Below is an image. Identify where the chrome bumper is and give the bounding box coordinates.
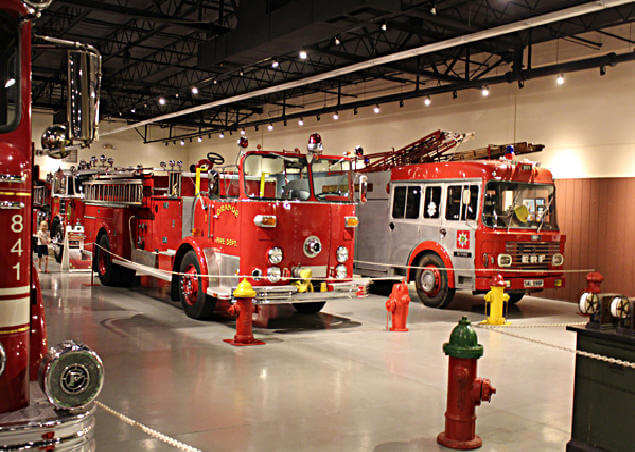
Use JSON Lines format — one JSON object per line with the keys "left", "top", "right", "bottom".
{"left": 0, "top": 383, "right": 95, "bottom": 451}
{"left": 207, "top": 278, "right": 370, "bottom": 304}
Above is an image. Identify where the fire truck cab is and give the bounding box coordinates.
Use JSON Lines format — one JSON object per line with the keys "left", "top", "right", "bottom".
{"left": 355, "top": 159, "right": 565, "bottom": 308}
{"left": 83, "top": 138, "right": 368, "bottom": 319}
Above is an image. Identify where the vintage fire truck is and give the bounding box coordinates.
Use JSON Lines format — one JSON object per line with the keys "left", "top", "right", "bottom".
{"left": 355, "top": 131, "right": 566, "bottom": 308}
{"left": 81, "top": 134, "right": 368, "bottom": 319}
{"left": 0, "top": 0, "right": 103, "bottom": 448}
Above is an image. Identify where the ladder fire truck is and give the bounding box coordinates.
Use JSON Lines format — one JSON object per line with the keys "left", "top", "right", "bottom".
{"left": 1, "top": 1, "right": 103, "bottom": 448}
{"left": 355, "top": 130, "right": 566, "bottom": 308}
{"left": 81, "top": 134, "right": 369, "bottom": 319}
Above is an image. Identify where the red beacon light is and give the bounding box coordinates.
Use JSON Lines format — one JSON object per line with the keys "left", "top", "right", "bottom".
{"left": 307, "top": 133, "right": 323, "bottom": 153}
{"left": 237, "top": 136, "right": 249, "bottom": 149}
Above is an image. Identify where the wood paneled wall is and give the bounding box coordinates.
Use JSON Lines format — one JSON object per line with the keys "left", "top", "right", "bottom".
{"left": 542, "top": 177, "right": 635, "bottom": 303}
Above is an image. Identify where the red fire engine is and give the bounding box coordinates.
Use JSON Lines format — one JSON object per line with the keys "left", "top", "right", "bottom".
{"left": 1, "top": 1, "right": 103, "bottom": 447}
{"left": 355, "top": 131, "right": 566, "bottom": 308}
{"left": 81, "top": 134, "right": 368, "bottom": 319}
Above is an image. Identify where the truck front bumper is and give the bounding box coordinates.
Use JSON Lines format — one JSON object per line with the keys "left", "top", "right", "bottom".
{"left": 207, "top": 278, "right": 370, "bottom": 304}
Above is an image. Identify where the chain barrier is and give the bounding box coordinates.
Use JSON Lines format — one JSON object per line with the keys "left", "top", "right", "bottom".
{"left": 96, "top": 401, "right": 201, "bottom": 452}
{"left": 477, "top": 324, "right": 635, "bottom": 369}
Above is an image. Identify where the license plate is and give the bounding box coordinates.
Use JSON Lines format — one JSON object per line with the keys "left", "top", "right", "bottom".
{"left": 524, "top": 279, "right": 544, "bottom": 288}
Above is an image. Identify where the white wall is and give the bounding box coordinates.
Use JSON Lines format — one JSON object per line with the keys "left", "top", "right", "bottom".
{"left": 185, "top": 61, "right": 635, "bottom": 179}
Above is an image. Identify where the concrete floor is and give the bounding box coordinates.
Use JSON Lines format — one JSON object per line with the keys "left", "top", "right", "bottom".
{"left": 38, "top": 263, "right": 583, "bottom": 451}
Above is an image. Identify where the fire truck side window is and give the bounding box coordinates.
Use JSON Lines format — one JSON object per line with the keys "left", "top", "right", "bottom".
{"left": 423, "top": 186, "right": 441, "bottom": 219}
{"left": 0, "top": 12, "right": 20, "bottom": 132}
{"left": 392, "top": 185, "right": 421, "bottom": 219}
{"left": 445, "top": 186, "right": 462, "bottom": 220}
{"left": 464, "top": 185, "right": 479, "bottom": 220}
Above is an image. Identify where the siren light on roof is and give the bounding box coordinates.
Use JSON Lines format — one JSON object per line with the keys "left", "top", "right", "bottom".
{"left": 307, "top": 133, "right": 323, "bottom": 152}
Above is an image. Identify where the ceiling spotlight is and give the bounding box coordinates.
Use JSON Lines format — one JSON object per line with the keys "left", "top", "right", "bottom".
{"left": 481, "top": 86, "right": 490, "bottom": 97}
{"left": 399, "top": 99, "right": 404, "bottom": 108}
{"left": 333, "top": 112, "right": 339, "bottom": 120}
{"left": 143, "top": 103, "right": 147, "bottom": 108}
{"left": 452, "top": 91, "right": 458, "bottom": 99}
{"left": 175, "top": 92, "right": 179, "bottom": 98}
{"left": 267, "top": 123, "right": 273, "bottom": 131}
{"left": 158, "top": 97, "right": 166, "bottom": 105}
{"left": 164, "top": 141, "right": 168, "bottom": 146}
{"left": 179, "top": 140, "right": 185, "bottom": 146}
{"left": 518, "top": 80, "right": 525, "bottom": 89}
{"left": 239, "top": 69, "right": 244, "bottom": 77}
{"left": 298, "top": 118, "right": 304, "bottom": 126}
{"left": 197, "top": 136, "right": 202, "bottom": 143}
{"left": 272, "top": 60, "right": 279, "bottom": 68}
{"left": 316, "top": 113, "right": 320, "bottom": 121}
{"left": 600, "top": 66, "right": 606, "bottom": 76}
{"left": 189, "top": 137, "right": 192, "bottom": 142}
{"left": 353, "top": 107, "right": 358, "bottom": 115}
{"left": 299, "top": 50, "right": 307, "bottom": 60}
{"left": 334, "top": 36, "right": 341, "bottom": 46}
{"left": 219, "top": 132, "right": 225, "bottom": 138}
{"left": 373, "top": 104, "right": 380, "bottom": 113}
{"left": 254, "top": 125, "right": 259, "bottom": 132}
{"left": 191, "top": 86, "right": 198, "bottom": 95}
{"left": 424, "top": 96, "right": 431, "bottom": 107}
{"left": 381, "top": 23, "right": 387, "bottom": 32}
{"left": 213, "top": 79, "right": 217, "bottom": 85}
{"left": 283, "top": 119, "right": 287, "bottom": 127}
{"left": 240, "top": 128, "right": 246, "bottom": 135}
{"left": 556, "top": 74, "right": 565, "bottom": 85}
{"left": 130, "top": 108, "right": 136, "bottom": 113}
{"left": 430, "top": 1, "right": 437, "bottom": 15}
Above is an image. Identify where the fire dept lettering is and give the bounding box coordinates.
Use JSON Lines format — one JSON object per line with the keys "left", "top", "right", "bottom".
{"left": 215, "top": 203, "right": 239, "bottom": 218}
{"left": 215, "top": 237, "right": 237, "bottom": 246}
{"left": 456, "top": 230, "right": 470, "bottom": 250}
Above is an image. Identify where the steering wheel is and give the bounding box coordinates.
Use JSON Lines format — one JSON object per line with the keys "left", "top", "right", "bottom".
{"left": 206, "top": 152, "right": 225, "bottom": 166}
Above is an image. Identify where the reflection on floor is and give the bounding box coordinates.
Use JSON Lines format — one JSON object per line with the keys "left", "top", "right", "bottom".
{"left": 38, "top": 262, "right": 581, "bottom": 451}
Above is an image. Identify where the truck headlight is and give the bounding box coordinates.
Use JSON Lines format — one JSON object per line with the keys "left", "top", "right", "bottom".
{"left": 0, "top": 344, "right": 5, "bottom": 377}
{"left": 268, "top": 246, "right": 283, "bottom": 264}
{"left": 497, "top": 253, "right": 512, "bottom": 267}
{"left": 336, "top": 246, "right": 349, "bottom": 263}
{"left": 267, "top": 267, "right": 281, "bottom": 283}
{"left": 552, "top": 253, "right": 563, "bottom": 266}
{"left": 335, "top": 264, "right": 347, "bottom": 280}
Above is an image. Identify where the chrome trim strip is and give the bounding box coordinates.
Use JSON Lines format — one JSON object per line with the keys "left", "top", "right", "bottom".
{"left": 0, "top": 201, "right": 24, "bottom": 210}
{"left": 0, "top": 174, "right": 26, "bottom": 184}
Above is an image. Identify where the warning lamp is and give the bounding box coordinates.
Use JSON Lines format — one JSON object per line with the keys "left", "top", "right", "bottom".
{"left": 344, "top": 216, "right": 359, "bottom": 228}
{"left": 354, "top": 145, "right": 364, "bottom": 157}
{"left": 307, "top": 133, "right": 323, "bottom": 152}
{"left": 237, "top": 136, "right": 248, "bottom": 148}
{"left": 504, "top": 145, "right": 515, "bottom": 160}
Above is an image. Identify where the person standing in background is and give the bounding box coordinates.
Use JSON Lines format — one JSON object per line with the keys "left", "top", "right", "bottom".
{"left": 37, "top": 220, "right": 50, "bottom": 273}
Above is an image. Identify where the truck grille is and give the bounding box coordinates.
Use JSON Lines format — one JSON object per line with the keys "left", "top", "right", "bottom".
{"left": 505, "top": 241, "right": 560, "bottom": 269}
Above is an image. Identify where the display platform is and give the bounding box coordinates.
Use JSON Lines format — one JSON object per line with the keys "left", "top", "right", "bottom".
{"left": 0, "top": 382, "right": 95, "bottom": 451}
{"left": 566, "top": 326, "right": 634, "bottom": 452}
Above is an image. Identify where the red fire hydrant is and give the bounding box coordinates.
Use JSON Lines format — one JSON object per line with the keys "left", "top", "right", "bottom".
{"left": 438, "top": 317, "right": 495, "bottom": 450}
{"left": 585, "top": 271, "right": 604, "bottom": 294}
{"left": 224, "top": 279, "right": 265, "bottom": 346}
{"left": 385, "top": 280, "right": 410, "bottom": 331}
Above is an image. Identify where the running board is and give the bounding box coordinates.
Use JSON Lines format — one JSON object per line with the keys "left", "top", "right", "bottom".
{"left": 112, "top": 258, "right": 172, "bottom": 281}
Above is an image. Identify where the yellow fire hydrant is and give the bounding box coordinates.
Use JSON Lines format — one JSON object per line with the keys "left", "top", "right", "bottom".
{"left": 480, "top": 275, "right": 510, "bottom": 326}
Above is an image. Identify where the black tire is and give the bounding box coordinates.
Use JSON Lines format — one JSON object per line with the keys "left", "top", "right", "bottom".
{"left": 414, "top": 254, "right": 455, "bottom": 308}
{"left": 369, "top": 279, "right": 399, "bottom": 296}
{"left": 178, "top": 250, "right": 215, "bottom": 319}
{"left": 508, "top": 293, "right": 524, "bottom": 305}
{"left": 95, "top": 235, "right": 134, "bottom": 286}
{"left": 293, "top": 302, "right": 326, "bottom": 314}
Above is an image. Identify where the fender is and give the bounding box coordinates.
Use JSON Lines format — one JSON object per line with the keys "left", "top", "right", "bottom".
{"left": 407, "top": 241, "right": 455, "bottom": 289}
{"left": 175, "top": 237, "right": 211, "bottom": 294}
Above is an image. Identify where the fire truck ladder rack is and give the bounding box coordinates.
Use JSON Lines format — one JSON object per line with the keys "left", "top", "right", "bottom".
{"left": 359, "top": 131, "right": 545, "bottom": 172}
{"left": 358, "top": 130, "right": 471, "bottom": 172}
{"left": 84, "top": 178, "right": 143, "bottom": 205}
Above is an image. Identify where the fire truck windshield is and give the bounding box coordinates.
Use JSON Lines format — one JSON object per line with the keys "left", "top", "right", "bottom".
{"left": 243, "top": 153, "right": 311, "bottom": 200}
{"left": 311, "top": 157, "right": 352, "bottom": 202}
{"left": 483, "top": 181, "right": 558, "bottom": 230}
{"left": 0, "top": 12, "right": 20, "bottom": 133}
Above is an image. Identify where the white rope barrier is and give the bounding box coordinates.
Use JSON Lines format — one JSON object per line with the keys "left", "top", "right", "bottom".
{"left": 96, "top": 401, "right": 202, "bottom": 452}
{"left": 353, "top": 259, "right": 595, "bottom": 273}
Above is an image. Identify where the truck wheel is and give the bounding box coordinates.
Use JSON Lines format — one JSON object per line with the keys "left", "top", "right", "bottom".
{"left": 508, "top": 293, "right": 524, "bottom": 305}
{"left": 293, "top": 302, "right": 325, "bottom": 314}
{"left": 53, "top": 231, "right": 64, "bottom": 263}
{"left": 414, "top": 254, "right": 455, "bottom": 308}
{"left": 179, "top": 251, "right": 215, "bottom": 319}
{"left": 96, "top": 235, "right": 117, "bottom": 286}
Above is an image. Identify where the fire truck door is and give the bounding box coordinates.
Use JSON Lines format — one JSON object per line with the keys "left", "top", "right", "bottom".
{"left": 388, "top": 184, "right": 423, "bottom": 269}
{"left": 355, "top": 170, "right": 390, "bottom": 276}
{"left": 440, "top": 183, "right": 480, "bottom": 290}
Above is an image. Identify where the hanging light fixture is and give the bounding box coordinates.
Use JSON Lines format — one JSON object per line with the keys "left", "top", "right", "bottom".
{"left": 298, "top": 118, "right": 304, "bottom": 126}
{"left": 299, "top": 50, "right": 307, "bottom": 60}
{"left": 424, "top": 96, "right": 431, "bottom": 106}
{"left": 267, "top": 124, "right": 273, "bottom": 131}
{"left": 481, "top": 86, "right": 490, "bottom": 97}
{"left": 373, "top": 104, "right": 380, "bottom": 113}
{"left": 556, "top": 74, "right": 565, "bottom": 85}
{"left": 333, "top": 112, "right": 339, "bottom": 120}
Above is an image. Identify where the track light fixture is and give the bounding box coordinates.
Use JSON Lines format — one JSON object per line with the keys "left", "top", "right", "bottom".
{"left": 481, "top": 86, "right": 490, "bottom": 97}
{"left": 424, "top": 96, "right": 431, "bottom": 107}
{"left": 272, "top": 60, "right": 279, "bottom": 69}
{"left": 197, "top": 136, "right": 202, "bottom": 143}
{"left": 179, "top": 140, "right": 185, "bottom": 146}
{"left": 600, "top": 66, "right": 606, "bottom": 76}
{"left": 298, "top": 118, "right": 304, "bottom": 126}
{"left": 316, "top": 113, "right": 320, "bottom": 121}
{"left": 158, "top": 97, "right": 166, "bottom": 105}
{"left": 191, "top": 86, "right": 198, "bottom": 95}
{"left": 241, "top": 128, "right": 246, "bottom": 135}
{"left": 381, "top": 23, "right": 387, "bottom": 32}
{"left": 267, "top": 123, "right": 273, "bottom": 131}
{"left": 452, "top": 91, "right": 458, "bottom": 99}
{"left": 399, "top": 99, "right": 404, "bottom": 108}
{"left": 518, "top": 80, "right": 525, "bottom": 89}
{"left": 556, "top": 74, "right": 565, "bottom": 85}
{"left": 333, "top": 112, "right": 339, "bottom": 120}
{"left": 334, "top": 36, "right": 340, "bottom": 46}
{"left": 254, "top": 125, "right": 259, "bottom": 132}
{"left": 219, "top": 132, "right": 225, "bottom": 138}
{"left": 299, "top": 50, "right": 307, "bottom": 60}
{"left": 373, "top": 104, "right": 380, "bottom": 113}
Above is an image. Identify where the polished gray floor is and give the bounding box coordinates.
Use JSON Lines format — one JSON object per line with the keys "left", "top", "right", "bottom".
{"left": 38, "top": 263, "right": 583, "bottom": 451}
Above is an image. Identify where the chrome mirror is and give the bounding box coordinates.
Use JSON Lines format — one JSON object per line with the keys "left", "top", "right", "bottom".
{"left": 67, "top": 50, "right": 101, "bottom": 146}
